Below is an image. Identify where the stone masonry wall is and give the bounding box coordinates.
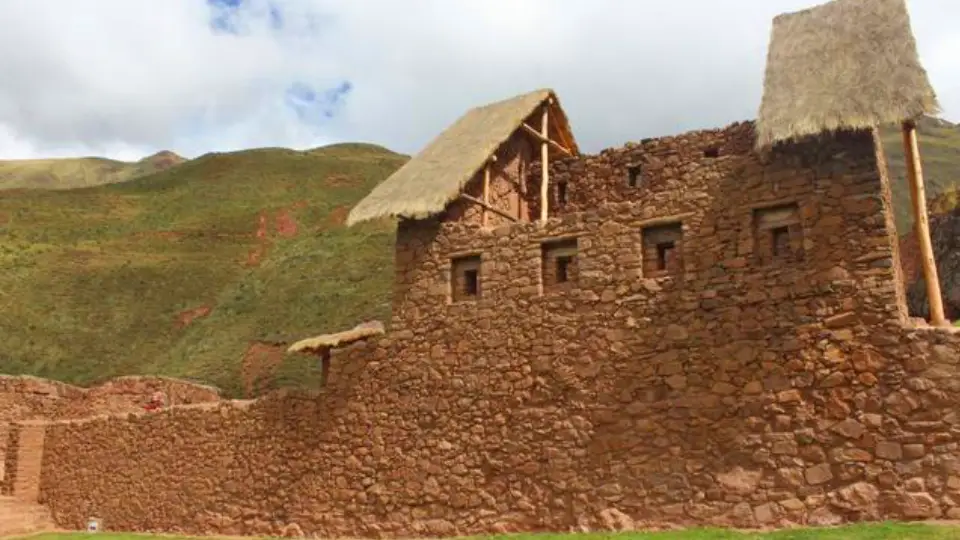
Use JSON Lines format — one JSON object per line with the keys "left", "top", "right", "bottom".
{"left": 0, "top": 375, "right": 221, "bottom": 423}
{"left": 37, "top": 121, "right": 960, "bottom": 537}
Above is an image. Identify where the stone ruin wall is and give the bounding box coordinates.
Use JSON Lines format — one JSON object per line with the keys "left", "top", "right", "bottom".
{"left": 0, "top": 375, "right": 221, "bottom": 498}
{"left": 0, "top": 375, "right": 221, "bottom": 423}
{"left": 29, "top": 121, "right": 960, "bottom": 537}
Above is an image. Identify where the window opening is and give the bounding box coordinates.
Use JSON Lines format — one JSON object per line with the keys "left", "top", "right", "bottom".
{"left": 627, "top": 164, "right": 642, "bottom": 187}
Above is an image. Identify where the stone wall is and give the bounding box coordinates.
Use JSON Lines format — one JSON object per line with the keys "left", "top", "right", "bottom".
{"left": 35, "top": 121, "right": 960, "bottom": 537}
{"left": 0, "top": 375, "right": 221, "bottom": 423}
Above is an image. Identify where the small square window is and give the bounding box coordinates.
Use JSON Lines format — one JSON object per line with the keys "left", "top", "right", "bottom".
{"left": 463, "top": 268, "right": 479, "bottom": 295}
{"left": 557, "top": 181, "right": 568, "bottom": 205}
{"left": 754, "top": 203, "right": 802, "bottom": 263}
{"left": 642, "top": 222, "right": 683, "bottom": 277}
{"left": 627, "top": 164, "right": 643, "bottom": 188}
{"left": 542, "top": 238, "right": 578, "bottom": 292}
{"left": 451, "top": 255, "right": 481, "bottom": 302}
{"left": 704, "top": 147, "right": 720, "bottom": 158}
{"left": 771, "top": 226, "right": 791, "bottom": 257}
{"left": 656, "top": 241, "right": 675, "bottom": 271}
{"left": 556, "top": 255, "right": 573, "bottom": 282}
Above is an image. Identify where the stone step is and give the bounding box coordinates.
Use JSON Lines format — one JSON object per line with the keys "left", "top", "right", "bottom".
{"left": 0, "top": 495, "right": 54, "bottom": 536}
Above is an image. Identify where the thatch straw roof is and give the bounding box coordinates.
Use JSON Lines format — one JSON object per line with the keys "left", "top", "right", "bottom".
{"left": 287, "top": 320, "right": 385, "bottom": 354}
{"left": 346, "top": 88, "right": 578, "bottom": 226}
{"left": 755, "top": 0, "right": 940, "bottom": 149}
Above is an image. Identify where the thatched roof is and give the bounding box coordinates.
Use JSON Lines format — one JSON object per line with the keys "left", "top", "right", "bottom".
{"left": 755, "top": 0, "right": 940, "bottom": 149}
{"left": 346, "top": 88, "right": 578, "bottom": 226}
{"left": 287, "top": 320, "right": 385, "bottom": 354}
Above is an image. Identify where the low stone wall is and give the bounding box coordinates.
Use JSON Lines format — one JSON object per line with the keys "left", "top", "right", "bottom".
{"left": 0, "top": 375, "right": 221, "bottom": 423}
{"left": 34, "top": 323, "right": 960, "bottom": 536}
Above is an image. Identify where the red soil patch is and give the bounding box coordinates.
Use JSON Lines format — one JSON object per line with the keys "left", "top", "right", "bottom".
{"left": 244, "top": 205, "right": 304, "bottom": 266}
{"left": 245, "top": 212, "right": 271, "bottom": 267}
{"left": 175, "top": 304, "right": 213, "bottom": 328}
{"left": 255, "top": 212, "right": 268, "bottom": 240}
{"left": 275, "top": 209, "right": 298, "bottom": 237}
{"left": 240, "top": 341, "right": 288, "bottom": 397}
{"left": 325, "top": 205, "right": 350, "bottom": 227}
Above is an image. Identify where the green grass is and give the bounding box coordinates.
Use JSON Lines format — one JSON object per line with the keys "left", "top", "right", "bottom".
{"left": 14, "top": 522, "right": 960, "bottom": 540}
{"left": 0, "top": 117, "right": 957, "bottom": 397}
{"left": 0, "top": 143, "right": 405, "bottom": 396}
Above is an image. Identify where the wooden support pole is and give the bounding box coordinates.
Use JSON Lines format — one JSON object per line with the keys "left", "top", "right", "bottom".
{"left": 319, "top": 348, "right": 331, "bottom": 387}
{"left": 460, "top": 193, "right": 518, "bottom": 222}
{"left": 539, "top": 104, "right": 550, "bottom": 224}
{"left": 901, "top": 119, "right": 947, "bottom": 326}
{"left": 482, "top": 162, "right": 491, "bottom": 227}
{"left": 519, "top": 123, "right": 572, "bottom": 155}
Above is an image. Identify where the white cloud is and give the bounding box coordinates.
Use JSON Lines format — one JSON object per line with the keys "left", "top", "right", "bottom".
{"left": 0, "top": 0, "right": 957, "bottom": 160}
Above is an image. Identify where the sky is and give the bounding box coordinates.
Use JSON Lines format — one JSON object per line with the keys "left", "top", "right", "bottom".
{"left": 0, "top": 0, "right": 958, "bottom": 161}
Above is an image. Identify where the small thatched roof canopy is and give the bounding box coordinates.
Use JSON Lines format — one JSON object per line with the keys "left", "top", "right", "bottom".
{"left": 287, "top": 320, "right": 385, "bottom": 354}
{"left": 755, "top": 0, "right": 940, "bottom": 149}
{"left": 346, "top": 88, "right": 578, "bottom": 226}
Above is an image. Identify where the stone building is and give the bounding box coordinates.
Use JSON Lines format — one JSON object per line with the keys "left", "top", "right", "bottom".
{"left": 345, "top": 0, "right": 947, "bottom": 335}
{"left": 11, "top": 0, "right": 960, "bottom": 536}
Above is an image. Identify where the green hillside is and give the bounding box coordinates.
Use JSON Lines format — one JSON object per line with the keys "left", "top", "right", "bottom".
{"left": 0, "top": 151, "right": 185, "bottom": 190}
{"left": 0, "top": 143, "right": 406, "bottom": 396}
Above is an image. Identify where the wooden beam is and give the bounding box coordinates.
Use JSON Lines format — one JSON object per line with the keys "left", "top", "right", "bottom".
{"left": 901, "top": 119, "right": 947, "bottom": 327}
{"left": 518, "top": 147, "right": 527, "bottom": 221}
{"left": 460, "top": 193, "right": 518, "bottom": 222}
{"left": 318, "top": 348, "right": 331, "bottom": 387}
{"left": 482, "top": 163, "right": 491, "bottom": 227}
{"left": 520, "top": 123, "right": 572, "bottom": 156}
{"left": 539, "top": 105, "right": 550, "bottom": 224}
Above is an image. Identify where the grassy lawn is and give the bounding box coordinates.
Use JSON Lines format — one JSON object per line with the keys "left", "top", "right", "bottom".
{"left": 14, "top": 522, "right": 960, "bottom": 540}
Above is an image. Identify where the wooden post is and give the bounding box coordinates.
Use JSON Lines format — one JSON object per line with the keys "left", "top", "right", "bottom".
{"left": 539, "top": 103, "right": 550, "bottom": 224}
{"left": 482, "top": 162, "right": 491, "bottom": 227}
{"left": 901, "top": 119, "right": 947, "bottom": 326}
{"left": 319, "top": 348, "right": 331, "bottom": 387}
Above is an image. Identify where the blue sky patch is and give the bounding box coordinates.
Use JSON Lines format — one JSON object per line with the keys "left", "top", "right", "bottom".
{"left": 208, "top": 0, "right": 284, "bottom": 34}
{"left": 284, "top": 81, "right": 354, "bottom": 126}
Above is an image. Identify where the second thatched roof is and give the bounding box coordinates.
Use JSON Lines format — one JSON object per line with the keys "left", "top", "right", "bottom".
{"left": 755, "top": 0, "right": 940, "bottom": 149}
{"left": 346, "top": 88, "right": 578, "bottom": 226}
{"left": 287, "top": 320, "right": 385, "bottom": 354}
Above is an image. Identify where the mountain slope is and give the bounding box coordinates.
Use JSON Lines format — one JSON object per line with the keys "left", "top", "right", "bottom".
{"left": 0, "top": 151, "right": 185, "bottom": 190}
{"left": 879, "top": 117, "right": 960, "bottom": 232}
{"left": 0, "top": 143, "right": 405, "bottom": 396}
